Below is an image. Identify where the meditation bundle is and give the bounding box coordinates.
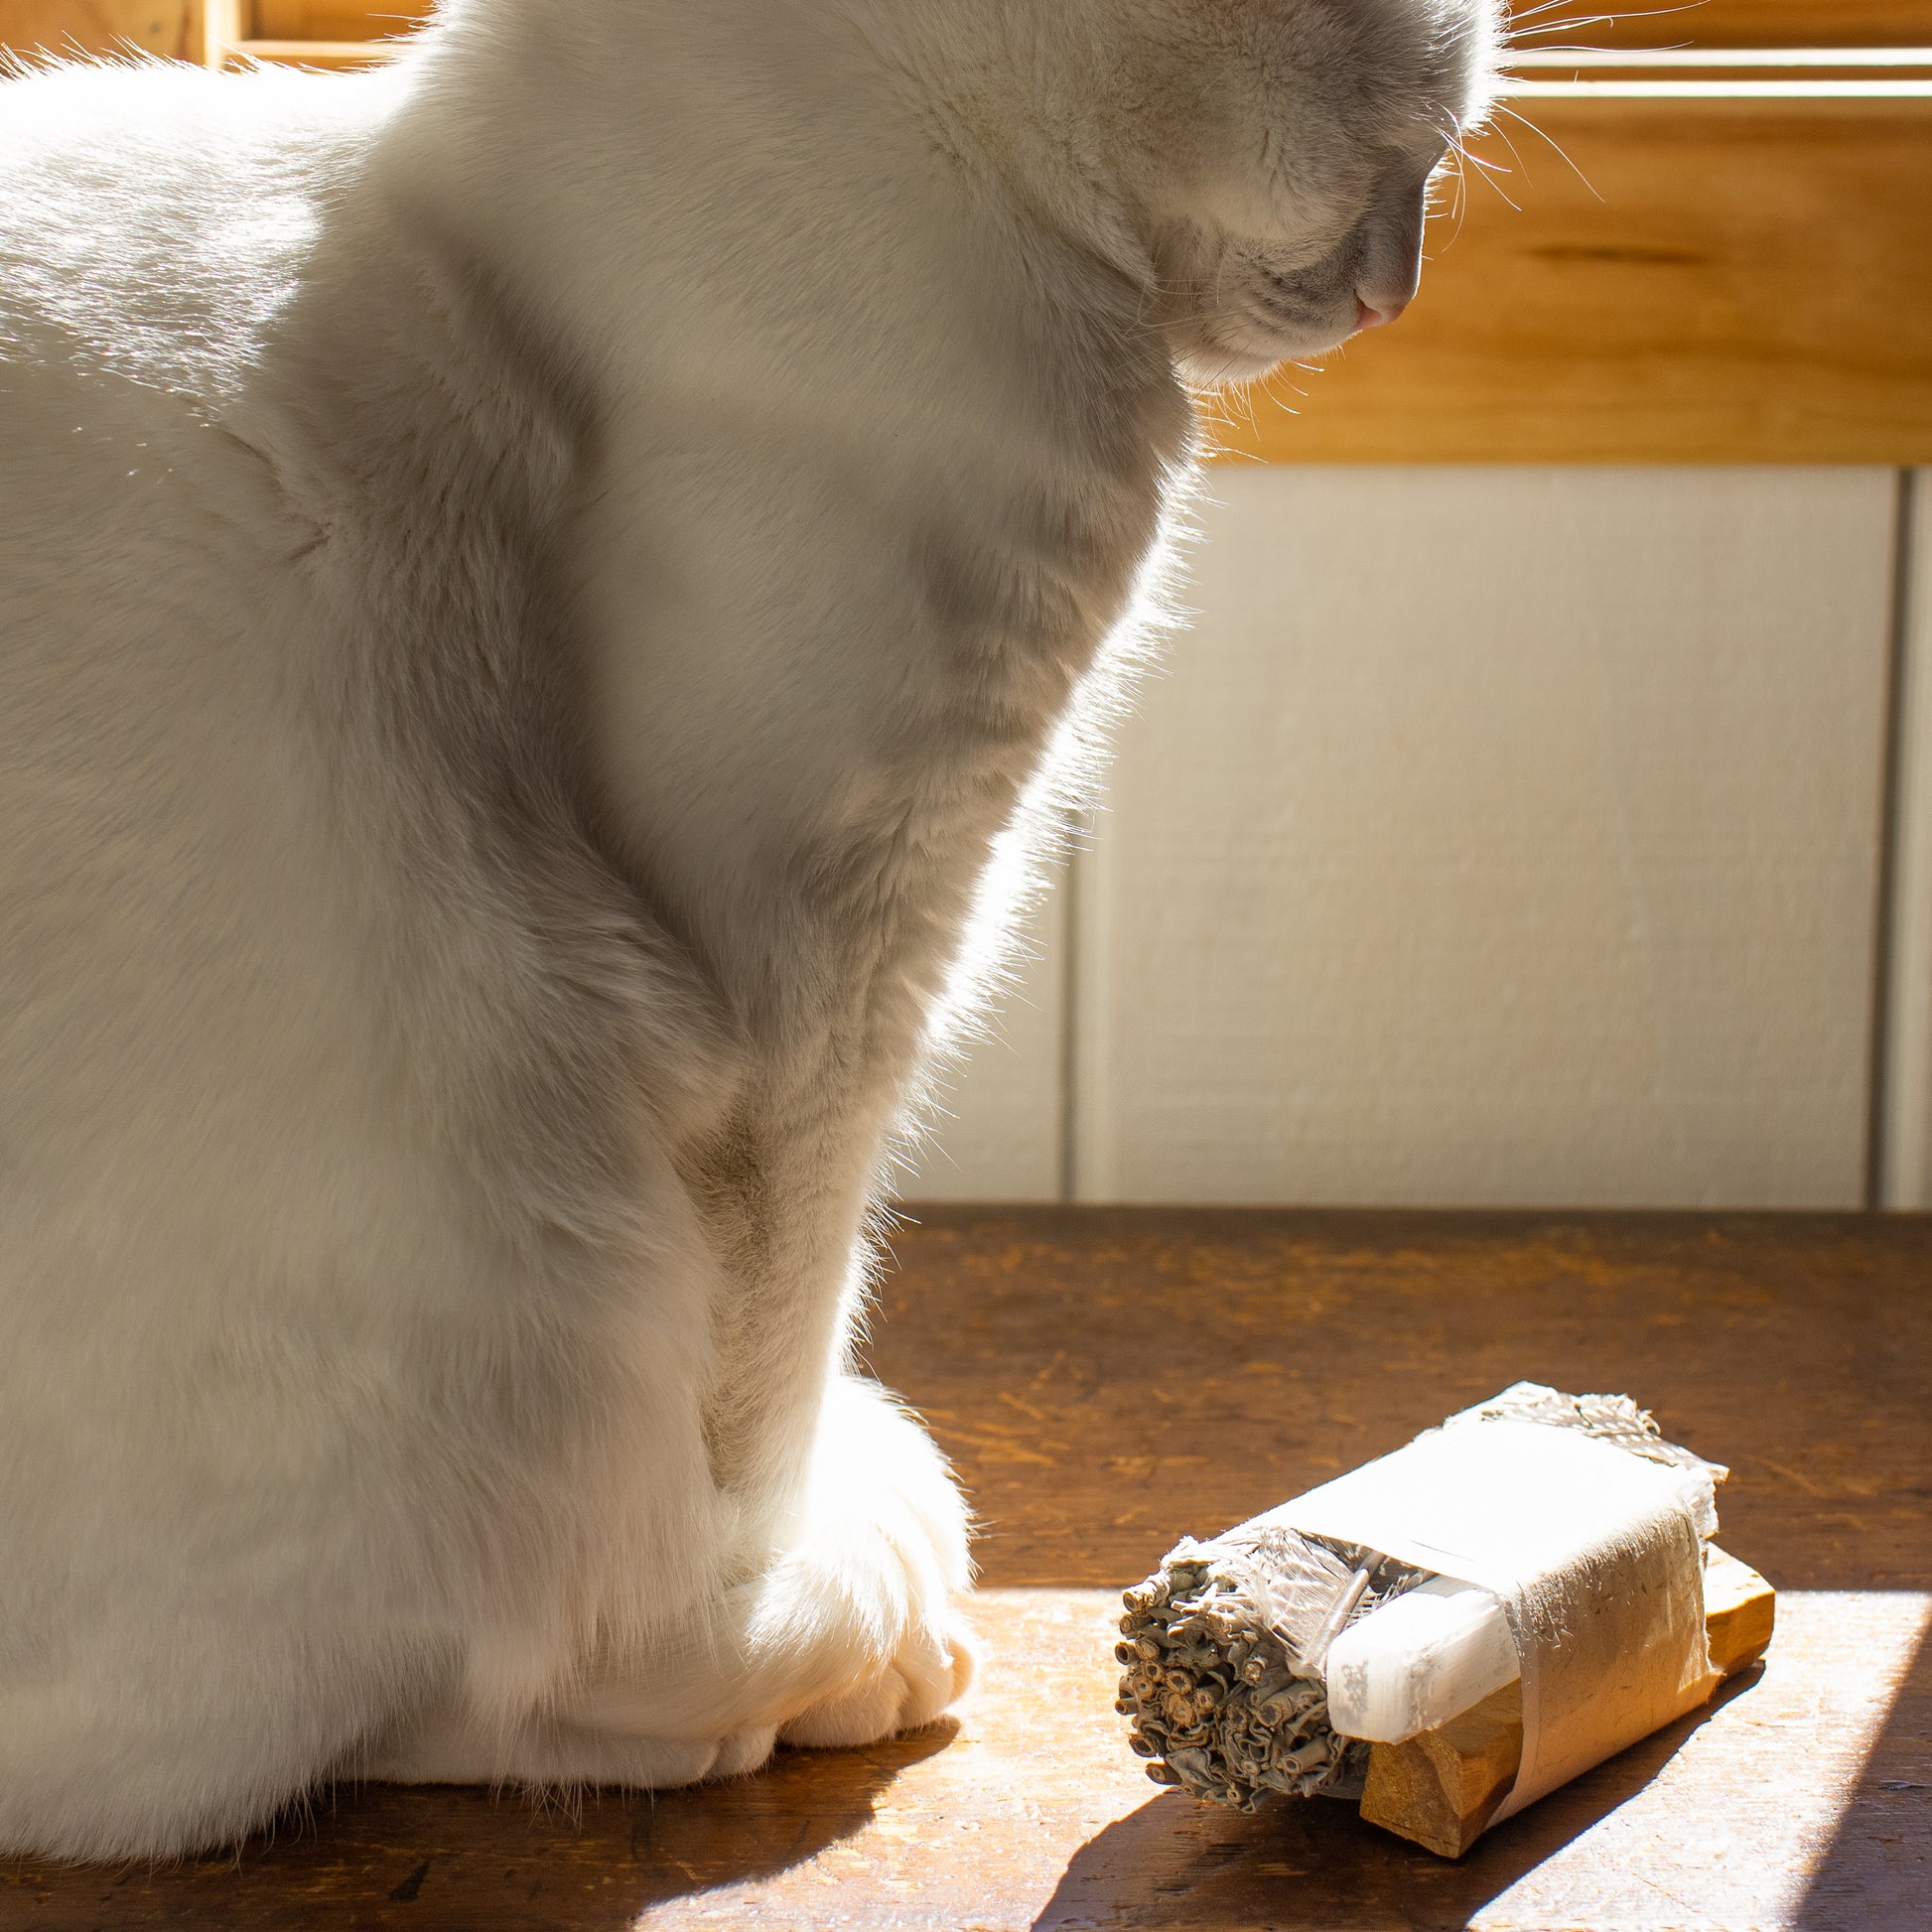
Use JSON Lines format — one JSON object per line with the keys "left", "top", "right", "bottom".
{"left": 1116, "top": 1384, "right": 1774, "bottom": 1856}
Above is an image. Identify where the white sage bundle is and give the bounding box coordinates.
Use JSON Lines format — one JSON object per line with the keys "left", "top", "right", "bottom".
{"left": 1118, "top": 1384, "right": 1735, "bottom": 1823}
{"left": 1117, "top": 1530, "right": 1423, "bottom": 1807}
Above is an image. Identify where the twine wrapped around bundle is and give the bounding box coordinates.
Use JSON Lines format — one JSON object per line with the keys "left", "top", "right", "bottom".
{"left": 1116, "top": 1383, "right": 1728, "bottom": 1814}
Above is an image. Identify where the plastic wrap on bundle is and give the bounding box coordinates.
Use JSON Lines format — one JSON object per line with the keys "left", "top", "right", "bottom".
{"left": 1116, "top": 1383, "right": 1775, "bottom": 1855}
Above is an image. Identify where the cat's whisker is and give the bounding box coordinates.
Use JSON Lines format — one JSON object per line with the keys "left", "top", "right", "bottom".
{"left": 1454, "top": 112, "right": 1531, "bottom": 212}
{"left": 1462, "top": 151, "right": 1512, "bottom": 178}
{"left": 1467, "top": 149, "right": 1525, "bottom": 213}
{"left": 1509, "top": 0, "right": 1703, "bottom": 56}
{"left": 1504, "top": 0, "right": 1632, "bottom": 32}
{"left": 1449, "top": 160, "right": 1470, "bottom": 238}
{"left": 1491, "top": 100, "right": 1602, "bottom": 203}
{"left": 1425, "top": 134, "right": 1471, "bottom": 237}
{"left": 1508, "top": 0, "right": 1689, "bottom": 28}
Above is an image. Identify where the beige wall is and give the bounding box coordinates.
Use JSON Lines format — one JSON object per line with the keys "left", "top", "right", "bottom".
{"left": 904, "top": 466, "right": 1926, "bottom": 1210}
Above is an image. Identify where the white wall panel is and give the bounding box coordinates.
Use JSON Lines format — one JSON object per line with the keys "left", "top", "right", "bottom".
{"left": 1881, "top": 471, "right": 1932, "bottom": 1210}
{"left": 896, "top": 865, "right": 1067, "bottom": 1203}
{"left": 1074, "top": 467, "right": 1897, "bottom": 1208}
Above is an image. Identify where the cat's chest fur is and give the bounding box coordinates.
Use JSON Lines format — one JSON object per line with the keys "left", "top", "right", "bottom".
{"left": 573, "top": 352, "right": 1190, "bottom": 1059}
{"left": 146, "top": 2, "right": 1206, "bottom": 1251}
{"left": 379, "top": 8, "right": 1204, "bottom": 1071}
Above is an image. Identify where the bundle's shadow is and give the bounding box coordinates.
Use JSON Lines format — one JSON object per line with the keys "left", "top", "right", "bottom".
{"left": 1033, "top": 1671, "right": 1763, "bottom": 1931}
{"left": 4, "top": 1723, "right": 958, "bottom": 1930}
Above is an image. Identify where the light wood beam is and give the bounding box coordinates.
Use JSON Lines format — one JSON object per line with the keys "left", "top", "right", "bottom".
{"left": 1208, "top": 83, "right": 1932, "bottom": 466}
{"left": 1513, "top": 0, "right": 1932, "bottom": 49}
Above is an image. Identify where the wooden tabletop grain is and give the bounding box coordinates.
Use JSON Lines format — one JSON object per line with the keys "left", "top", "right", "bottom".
{"left": 4, "top": 1208, "right": 1928, "bottom": 1930}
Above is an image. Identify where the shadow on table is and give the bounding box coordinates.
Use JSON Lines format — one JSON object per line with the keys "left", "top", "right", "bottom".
{"left": 6, "top": 1722, "right": 959, "bottom": 1931}
{"left": 1033, "top": 1673, "right": 1764, "bottom": 1932}
{"left": 1793, "top": 1609, "right": 1932, "bottom": 1931}
{"left": 618, "top": 1723, "right": 958, "bottom": 1900}
{"left": 620, "top": 1720, "right": 963, "bottom": 1904}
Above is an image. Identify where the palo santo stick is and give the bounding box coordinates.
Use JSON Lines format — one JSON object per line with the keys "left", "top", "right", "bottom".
{"left": 1358, "top": 1546, "right": 1775, "bottom": 1857}
{"left": 1702, "top": 1546, "right": 1776, "bottom": 1676}
{"left": 1358, "top": 1680, "right": 1525, "bottom": 1859}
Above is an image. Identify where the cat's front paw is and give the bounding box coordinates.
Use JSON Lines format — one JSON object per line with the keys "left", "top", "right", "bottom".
{"left": 774, "top": 1612, "right": 975, "bottom": 1749}
{"left": 377, "top": 1379, "right": 977, "bottom": 1788}
{"left": 762, "top": 1375, "right": 976, "bottom": 1749}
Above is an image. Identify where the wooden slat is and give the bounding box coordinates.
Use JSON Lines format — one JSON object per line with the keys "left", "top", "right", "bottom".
{"left": 1209, "top": 90, "right": 1932, "bottom": 465}
{"left": 226, "top": 32, "right": 395, "bottom": 66}
{"left": 219, "top": 2, "right": 1932, "bottom": 61}
{"left": 198, "top": 0, "right": 237, "bottom": 66}
{"left": 0, "top": 0, "right": 199, "bottom": 63}
{"left": 1511, "top": 46, "right": 1932, "bottom": 73}
{"left": 1513, "top": 0, "right": 1932, "bottom": 49}
{"left": 77, "top": 0, "right": 1932, "bottom": 64}
{"left": 248, "top": 0, "right": 419, "bottom": 36}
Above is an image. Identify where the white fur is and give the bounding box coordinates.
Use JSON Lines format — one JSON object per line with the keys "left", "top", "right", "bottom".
{"left": 0, "top": 0, "right": 1495, "bottom": 1859}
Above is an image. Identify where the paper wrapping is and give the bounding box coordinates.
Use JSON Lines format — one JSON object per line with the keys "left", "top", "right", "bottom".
{"left": 1275, "top": 1419, "right": 1722, "bottom": 1821}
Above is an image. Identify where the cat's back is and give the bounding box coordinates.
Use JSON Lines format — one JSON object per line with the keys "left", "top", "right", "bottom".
{"left": 0, "top": 63, "right": 423, "bottom": 1296}
{"left": 0, "top": 60, "right": 391, "bottom": 404}
{"left": 0, "top": 59, "right": 381, "bottom": 849}
{"left": 0, "top": 58, "right": 407, "bottom": 787}
{"left": 0, "top": 59, "right": 392, "bottom": 740}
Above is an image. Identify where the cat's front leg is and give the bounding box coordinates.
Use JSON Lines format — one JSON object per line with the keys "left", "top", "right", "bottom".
{"left": 569, "top": 1372, "right": 976, "bottom": 1753}
{"left": 369, "top": 1377, "right": 974, "bottom": 1787}
{"left": 764, "top": 1371, "right": 977, "bottom": 1750}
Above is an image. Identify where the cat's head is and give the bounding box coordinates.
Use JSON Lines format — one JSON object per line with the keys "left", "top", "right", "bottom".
{"left": 1100, "top": 0, "right": 1502, "bottom": 383}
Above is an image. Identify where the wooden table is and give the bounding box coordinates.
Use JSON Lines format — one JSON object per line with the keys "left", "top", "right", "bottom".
{"left": 4, "top": 1209, "right": 1927, "bottom": 1929}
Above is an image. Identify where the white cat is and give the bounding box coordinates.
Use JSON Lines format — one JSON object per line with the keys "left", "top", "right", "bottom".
{"left": 0, "top": 0, "right": 1495, "bottom": 1860}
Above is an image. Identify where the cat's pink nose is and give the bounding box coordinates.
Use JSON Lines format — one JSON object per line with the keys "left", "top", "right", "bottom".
{"left": 1355, "top": 298, "right": 1406, "bottom": 331}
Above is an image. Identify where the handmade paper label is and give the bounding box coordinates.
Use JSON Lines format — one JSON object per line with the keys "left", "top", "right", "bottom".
{"left": 1274, "top": 1419, "right": 1720, "bottom": 1823}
